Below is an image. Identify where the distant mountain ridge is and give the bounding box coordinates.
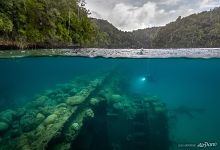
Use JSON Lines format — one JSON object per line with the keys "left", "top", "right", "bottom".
{"left": 90, "top": 18, "right": 160, "bottom": 48}
{"left": 91, "top": 7, "right": 220, "bottom": 48}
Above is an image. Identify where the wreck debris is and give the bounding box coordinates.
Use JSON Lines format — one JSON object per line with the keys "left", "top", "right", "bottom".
{"left": 0, "top": 71, "right": 169, "bottom": 150}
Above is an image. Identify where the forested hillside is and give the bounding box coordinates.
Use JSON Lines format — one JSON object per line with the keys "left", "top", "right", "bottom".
{"left": 153, "top": 7, "right": 220, "bottom": 48}
{"left": 91, "top": 7, "right": 220, "bottom": 49}
{"left": 0, "top": 0, "right": 97, "bottom": 49}
{"left": 90, "top": 18, "right": 160, "bottom": 48}
{"left": 0, "top": 2, "right": 220, "bottom": 49}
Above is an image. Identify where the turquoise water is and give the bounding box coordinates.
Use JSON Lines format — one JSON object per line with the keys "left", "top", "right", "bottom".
{"left": 0, "top": 57, "right": 219, "bottom": 150}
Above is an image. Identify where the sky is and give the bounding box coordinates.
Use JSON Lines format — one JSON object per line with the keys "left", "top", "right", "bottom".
{"left": 85, "top": 0, "right": 220, "bottom": 31}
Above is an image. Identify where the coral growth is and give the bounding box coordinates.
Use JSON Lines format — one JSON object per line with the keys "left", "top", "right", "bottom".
{"left": 20, "top": 111, "right": 40, "bottom": 132}
{"left": 0, "top": 72, "right": 168, "bottom": 150}
{"left": 44, "top": 114, "right": 57, "bottom": 125}
{"left": 90, "top": 98, "right": 100, "bottom": 106}
{"left": 66, "top": 95, "right": 85, "bottom": 106}
{"left": 0, "top": 109, "right": 16, "bottom": 124}
{"left": 0, "top": 122, "right": 9, "bottom": 132}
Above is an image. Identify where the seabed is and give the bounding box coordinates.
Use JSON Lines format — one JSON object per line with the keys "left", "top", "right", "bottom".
{"left": 0, "top": 69, "right": 169, "bottom": 150}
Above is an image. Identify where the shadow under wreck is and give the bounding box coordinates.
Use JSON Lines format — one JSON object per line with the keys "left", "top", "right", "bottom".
{"left": 0, "top": 70, "right": 169, "bottom": 150}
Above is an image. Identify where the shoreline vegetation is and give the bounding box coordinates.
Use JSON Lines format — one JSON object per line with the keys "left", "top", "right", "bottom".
{"left": 0, "top": 0, "right": 220, "bottom": 50}
{"left": 0, "top": 0, "right": 99, "bottom": 50}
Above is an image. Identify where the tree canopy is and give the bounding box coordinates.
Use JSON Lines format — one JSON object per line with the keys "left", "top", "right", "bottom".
{"left": 0, "top": 0, "right": 96, "bottom": 48}
{"left": 91, "top": 7, "right": 220, "bottom": 49}
{"left": 0, "top": 3, "right": 220, "bottom": 49}
{"left": 152, "top": 7, "right": 220, "bottom": 48}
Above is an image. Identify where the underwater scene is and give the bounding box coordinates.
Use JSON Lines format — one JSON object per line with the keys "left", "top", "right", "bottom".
{"left": 0, "top": 57, "right": 219, "bottom": 150}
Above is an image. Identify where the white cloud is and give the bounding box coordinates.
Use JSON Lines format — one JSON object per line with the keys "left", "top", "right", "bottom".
{"left": 109, "top": 2, "right": 156, "bottom": 31}
{"left": 201, "top": 0, "right": 211, "bottom": 7}
{"left": 159, "top": 0, "right": 181, "bottom": 6}
{"left": 85, "top": 0, "right": 220, "bottom": 31}
{"left": 200, "top": 0, "right": 220, "bottom": 9}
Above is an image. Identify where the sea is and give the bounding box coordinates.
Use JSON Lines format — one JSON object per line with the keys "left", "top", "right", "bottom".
{"left": 0, "top": 49, "right": 219, "bottom": 150}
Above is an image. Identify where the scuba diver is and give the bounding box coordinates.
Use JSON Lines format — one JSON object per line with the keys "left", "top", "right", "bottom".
{"left": 140, "top": 74, "right": 156, "bottom": 83}
{"left": 145, "top": 73, "right": 156, "bottom": 82}
{"left": 139, "top": 48, "right": 144, "bottom": 55}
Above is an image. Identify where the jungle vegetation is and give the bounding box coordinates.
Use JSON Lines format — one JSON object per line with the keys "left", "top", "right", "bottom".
{"left": 91, "top": 7, "right": 220, "bottom": 48}
{"left": 152, "top": 7, "right": 220, "bottom": 48}
{"left": 0, "top": 0, "right": 99, "bottom": 49}
{"left": 0, "top": 1, "right": 220, "bottom": 49}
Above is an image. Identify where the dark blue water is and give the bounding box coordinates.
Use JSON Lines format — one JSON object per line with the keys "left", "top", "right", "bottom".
{"left": 0, "top": 57, "right": 219, "bottom": 149}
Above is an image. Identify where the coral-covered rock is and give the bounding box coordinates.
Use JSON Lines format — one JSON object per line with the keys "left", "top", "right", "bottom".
{"left": 0, "top": 122, "right": 9, "bottom": 132}
{"left": 9, "top": 128, "right": 21, "bottom": 138}
{"left": 14, "top": 108, "right": 26, "bottom": 118}
{"left": 90, "top": 98, "right": 99, "bottom": 106}
{"left": 44, "top": 114, "right": 57, "bottom": 125}
{"left": 56, "top": 103, "right": 67, "bottom": 108}
{"left": 111, "top": 94, "right": 123, "bottom": 102}
{"left": 11, "top": 120, "right": 19, "bottom": 129}
{"left": 36, "top": 113, "right": 45, "bottom": 122}
{"left": 20, "top": 111, "right": 39, "bottom": 132}
{"left": 85, "top": 109, "right": 94, "bottom": 118}
{"left": 71, "top": 123, "right": 80, "bottom": 131}
{"left": 113, "top": 102, "right": 124, "bottom": 110}
{"left": 32, "top": 96, "right": 48, "bottom": 107}
{"left": 38, "top": 106, "right": 54, "bottom": 116}
{"left": 66, "top": 95, "right": 85, "bottom": 106}
{"left": 21, "top": 144, "right": 31, "bottom": 150}
{"left": 0, "top": 109, "right": 16, "bottom": 124}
